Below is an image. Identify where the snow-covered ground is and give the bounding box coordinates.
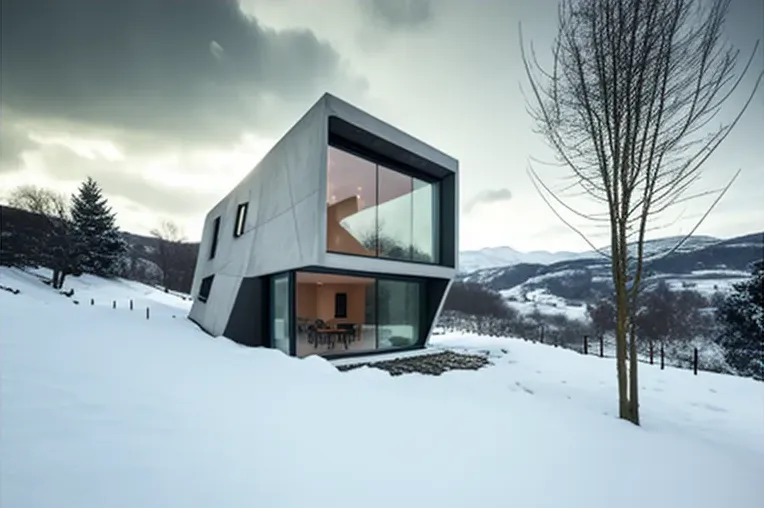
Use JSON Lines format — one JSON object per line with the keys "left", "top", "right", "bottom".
{"left": 656, "top": 270, "right": 750, "bottom": 296}
{"left": 1, "top": 267, "right": 762, "bottom": 508}
{"left": 501, "top": 286, "right": 589, "bottom": 321}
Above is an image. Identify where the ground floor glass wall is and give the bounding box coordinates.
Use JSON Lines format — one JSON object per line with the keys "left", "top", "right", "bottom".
{"left": 294, "top": 271, "right": 421, "bottom": 357}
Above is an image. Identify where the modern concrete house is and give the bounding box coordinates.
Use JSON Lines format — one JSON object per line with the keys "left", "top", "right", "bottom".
{"left": 188, "top": 93, "right": 458, "bottom": 358}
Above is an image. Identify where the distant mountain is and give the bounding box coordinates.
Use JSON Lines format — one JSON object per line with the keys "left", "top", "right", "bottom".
{"left": 460, "top": 232, "right": 763, "bottom": 305}
{"left": 459, "top": 246, "right": 593, "bottom": 273}
{"left": 458, "top": 234, "right": 723, "bottom": 273}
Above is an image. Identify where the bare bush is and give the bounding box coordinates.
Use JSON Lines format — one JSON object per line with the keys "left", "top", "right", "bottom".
{"left": 8, "top": 185, "right": 77, "bottom": 289}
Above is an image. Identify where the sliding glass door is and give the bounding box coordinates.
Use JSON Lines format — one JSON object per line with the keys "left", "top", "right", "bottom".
{"left": 294, "top": 270, "right": 422, "bottom": 356}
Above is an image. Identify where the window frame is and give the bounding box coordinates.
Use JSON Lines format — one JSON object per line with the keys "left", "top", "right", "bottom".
{"left": 325, "top": 142, "right": 443, "bottom": 266}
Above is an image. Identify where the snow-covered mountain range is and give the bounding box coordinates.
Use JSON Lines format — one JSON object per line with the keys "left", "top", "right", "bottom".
{"left": 458, "top": 246, "right": 593, "bottom": 273}
{"left": 459, "top": 232, "right": 762, "bottom": 309}
{"left": 459, "top": 235, "right": 724, "bottom": 273}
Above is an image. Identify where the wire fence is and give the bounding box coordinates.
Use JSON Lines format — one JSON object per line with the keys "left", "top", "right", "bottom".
{"left": 435, "top": 311, "right": 740, "bottom": 376}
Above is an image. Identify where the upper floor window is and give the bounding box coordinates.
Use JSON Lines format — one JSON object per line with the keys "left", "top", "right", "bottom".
{"left": 209, "top": 217, "right": 221, "bottom": 259}
{"left": 234, "top": 203, "right": 248, "bottom": 238}
{"left": 326, "top": 145, "right": 439, "bottom": 264}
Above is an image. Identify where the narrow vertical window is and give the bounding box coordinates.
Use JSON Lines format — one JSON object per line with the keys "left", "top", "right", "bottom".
{"left": 209, "top": 217, "right": 221, "bottom": 259}
{"left": 234, "top": 203, "right": 248, "bottom": 238}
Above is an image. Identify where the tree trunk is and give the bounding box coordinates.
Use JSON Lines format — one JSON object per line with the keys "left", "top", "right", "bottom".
{"left": 615, "top": 285, "right": 630, "bottom": 420}
{"left": 628, "top": 321, "right": 640, "bottom": 425}
{"left": 52, "top": 269, "right": 61, "bottom": 289}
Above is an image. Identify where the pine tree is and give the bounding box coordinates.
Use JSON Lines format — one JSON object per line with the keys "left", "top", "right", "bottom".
{"left": 716, "top": 261, "right": 764, "bottom": 380}
{"left": 70, "top": 177, "right": 127, "bottom": 277}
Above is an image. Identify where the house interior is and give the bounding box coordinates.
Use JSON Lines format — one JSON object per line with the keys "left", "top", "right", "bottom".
{"left": 295, "top": 272, "right": 377, "bottom": 357}
{"left": 326, "top": 196, "right": 375, "bottom": 257}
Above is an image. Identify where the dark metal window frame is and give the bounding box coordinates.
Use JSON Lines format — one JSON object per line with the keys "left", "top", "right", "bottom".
{"left": 291, "top": 266, "right": 430, "bottom": 359}
{"left": 326, "top": 126, "right": 456, "bottom": 269}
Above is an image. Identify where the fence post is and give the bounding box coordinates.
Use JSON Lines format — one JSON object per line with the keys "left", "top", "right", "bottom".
{"left": 584, "top": 335, "right": 589, "bottom": 355}
{"left": 540, "top": 325, "right": 544, "bottom": 344}
{"left": 660, "top": 343, "right": 665, "bottom": 370}
{"left": 693, "top": 348, "right": 698, "bottom": 376}
{"left": 90, "top": 298, "right": 94, "bottom": 306}
{"left": 146, "top": 307, "right": 150, "bottom": 320}
{"left": 649, "top": 342, "right": 654, "bottom": 365}
{"left": 599, "top": 335, "right": 604, "bottom": 358}
{"left": 130, "top": 299, "right": 133, "bottom": 311}
{"left": 112, "top": 300, "right": 116, "bottom": 309}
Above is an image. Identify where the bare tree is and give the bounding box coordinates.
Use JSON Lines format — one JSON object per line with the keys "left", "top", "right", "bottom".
{"left": 521, "top": 0, "right": 762, "bottom": 424}
{"left": 587, "top": 297, "right": 616, "bottom": 337}
{"left": 150, "top": 220, "right": 187, "bottom": 292}
{"left": 8, "top": 185, "right": 78, "bottom": 289}
{"left": 635, "top": 281, "right": 710, "bottom": 344}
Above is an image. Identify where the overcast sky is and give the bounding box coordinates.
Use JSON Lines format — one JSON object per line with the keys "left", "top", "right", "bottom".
{"left": 1, "top": 0, "right": 762, "bottom": 252}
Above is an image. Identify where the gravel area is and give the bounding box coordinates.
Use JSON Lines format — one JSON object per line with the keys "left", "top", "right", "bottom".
{"left": 336, "top": 350, "right": 492, "bottom": 376}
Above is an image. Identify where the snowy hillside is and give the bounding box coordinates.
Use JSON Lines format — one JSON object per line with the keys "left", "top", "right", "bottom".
{"left": 1, "top": 267, "right": 763, "bottom": 508}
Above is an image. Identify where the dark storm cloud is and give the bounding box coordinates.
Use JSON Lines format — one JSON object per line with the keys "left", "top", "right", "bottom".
{"left": 364, "top": 0, "right": 434, "bottom": 30}
{"left": 464, "top": 188, "right": 513, "bottom": 214}
{"left": 1, "top": 0, "right": 367, "bottom": 144}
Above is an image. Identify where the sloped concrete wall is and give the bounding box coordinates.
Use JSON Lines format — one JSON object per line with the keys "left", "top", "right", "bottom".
{"left": 188, "top": 97, "right": 327, "bottom": 336}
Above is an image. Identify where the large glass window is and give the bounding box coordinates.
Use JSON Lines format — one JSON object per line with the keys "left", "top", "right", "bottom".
{"left": 270, "top": 274, "right": 291, "bottom": 355}
{"left": 377, "top": 165, "right": 413, "bottom": 261}
{"left": 412, "top": 179, "right": 438, "bottom": 263}
{"left": 294, "top": 271, "right": 421, "bottom": 357}
{"left": 326, "top": 146, "right": 440, "bottom": 264}
{"left": 295, "top": 272, "right": 376, "bottom": 357}
{"left": 377, "top": 280, "right": 420, "bottom": 349}
{"left": 326, "top": 146, "right": 377, "bottom": 257}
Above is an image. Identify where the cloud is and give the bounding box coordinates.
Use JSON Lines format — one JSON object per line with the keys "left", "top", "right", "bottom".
{"left": 8, "top": 141, "right": 231, "bottom": 217}
{"left": 463, "top": 188, "right": 513, "bottom": 214}
{"left": 363, "top": 0, "right": 434, "bottom": 30}
{"left": 0, "top": 121, "right": 38, "bottom": 174}
{"left": 1, "top": 0, "right": 368, "bottom": 146}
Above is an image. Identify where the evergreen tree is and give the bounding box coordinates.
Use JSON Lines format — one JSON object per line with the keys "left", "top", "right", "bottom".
{"left": 716, "top": 261, "right": 764, "bottom": 380}
{"left": 70, "top": 177, "right": 127, "bottom": 277}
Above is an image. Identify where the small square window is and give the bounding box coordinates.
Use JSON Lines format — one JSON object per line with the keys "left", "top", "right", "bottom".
{"left": 198, "top": 275, "right": 214, "bottom": 303}
{"left": 234, "top": 203, "right": 248, "bottom": 238}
